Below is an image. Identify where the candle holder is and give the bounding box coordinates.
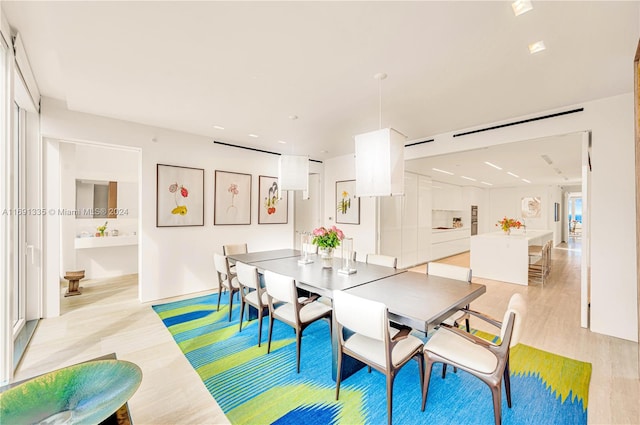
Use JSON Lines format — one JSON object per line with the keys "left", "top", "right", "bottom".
{"left": 298, "top": 232, "right": 314, "bottom": 265}
{"left": 338, "top": 237, "right": 357, "bottom": 275}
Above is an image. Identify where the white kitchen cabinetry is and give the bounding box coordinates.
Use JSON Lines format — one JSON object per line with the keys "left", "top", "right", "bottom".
{"left": 432, "top": 181, "right": 463, "bottom": 210}
{"left": 380, "top": 172, "right": 431, "bottom": 269}
{"left": 431, "top": 228, "right": 471, "bottom": 260}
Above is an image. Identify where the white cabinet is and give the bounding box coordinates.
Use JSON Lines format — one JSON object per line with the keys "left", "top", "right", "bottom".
{"left": 380, "top": 172, "right": 432, "bottom": 268}
{"left": 432, "top": 181, "right": 463, "bottom": 210}
{"left": 431, "top": 228, "right": 471, "bottom": 260}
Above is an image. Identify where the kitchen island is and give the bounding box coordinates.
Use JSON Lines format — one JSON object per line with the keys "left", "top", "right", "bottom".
{"left": 470, "top": 230, "right": 553, "bottom": 285}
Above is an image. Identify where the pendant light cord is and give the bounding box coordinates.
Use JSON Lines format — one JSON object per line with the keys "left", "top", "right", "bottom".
{"left": 378, "top": 78, "right": 382, "bottom": 130}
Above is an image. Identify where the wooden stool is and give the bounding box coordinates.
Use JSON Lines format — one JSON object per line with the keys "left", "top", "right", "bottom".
{"left": 64, "top": 270, "right": 85, "bottom": 297}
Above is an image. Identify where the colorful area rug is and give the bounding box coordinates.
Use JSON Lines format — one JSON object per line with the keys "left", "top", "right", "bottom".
{"left": 153, "top": 293, "right": 592, "bottom": 425}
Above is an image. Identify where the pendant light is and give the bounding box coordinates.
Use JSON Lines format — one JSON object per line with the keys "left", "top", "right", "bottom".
{"left": 278, "top": 115, "right": 309, "bottom": 192}
{"left": 355, "top": 73, "right": 406, "bottom": 197}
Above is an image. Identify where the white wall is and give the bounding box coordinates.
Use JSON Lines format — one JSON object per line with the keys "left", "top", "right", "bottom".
{"left": 41, "top": 97, "right": 322, "bottom": 308}
{"left": 401, "top": 94, "right": 637, "bottom": 342}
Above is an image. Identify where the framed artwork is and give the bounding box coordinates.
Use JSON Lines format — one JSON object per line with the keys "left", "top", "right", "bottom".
{"left": 156, "top": 164, "right": 204, "bottom": 227}
{"left": 335, "top": 180, "right": 360, "bottom": 224}
{"left": 258, "top": 175, "right": 288, "bottom": 224}
{"left": 214, "top": 170, "right": 252, "bottom": 225}
{"left": 521, "top": 196, "right": 542, "bottom": 218}
{"left": 554, "top": 202, "right": 560, "bottom": 222}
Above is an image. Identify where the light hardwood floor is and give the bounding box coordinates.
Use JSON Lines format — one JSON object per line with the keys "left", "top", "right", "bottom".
{"left": 13, "top": 242, "right": 640, "bottom": 424}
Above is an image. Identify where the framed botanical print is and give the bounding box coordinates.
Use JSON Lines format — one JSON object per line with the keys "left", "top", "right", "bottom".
{"left": 335, "top": 180, "right": 360, "bottom": 224}
{"left": 258, "top": 175, "right": 288, "bottom": 224}
{"left": 214, "top": 170, "right": 252, "bottom": 225}
{"left": 156, "top": 164, "right": 204, "bottom": 227}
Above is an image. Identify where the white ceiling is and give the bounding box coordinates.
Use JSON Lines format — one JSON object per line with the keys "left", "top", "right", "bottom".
{"left": 405, "top": 132, "right": 584, "bottom": 188}
{"left": 2, "top": 1, "right": 637, "bottom": 186}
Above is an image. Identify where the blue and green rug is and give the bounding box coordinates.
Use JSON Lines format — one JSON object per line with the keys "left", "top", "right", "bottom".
{"left": 153, "top": 293, "right": 591, "bottom": 424}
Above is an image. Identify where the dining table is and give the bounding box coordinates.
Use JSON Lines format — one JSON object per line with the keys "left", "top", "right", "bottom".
{"left": 226, "top": 249, "right": 487, "bottom": 380}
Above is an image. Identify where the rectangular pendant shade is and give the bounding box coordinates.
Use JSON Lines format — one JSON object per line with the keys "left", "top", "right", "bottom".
{"left": 278, "top": 155, "right": 309, "bottom": 191}
{"left": 355, "top": 128, "right": 406, "bottom": 197}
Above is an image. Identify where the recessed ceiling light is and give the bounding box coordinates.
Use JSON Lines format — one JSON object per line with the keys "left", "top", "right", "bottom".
{"left": 521, "top": 178, "right": 531, "bottom": 183}
{"left": 432, "top": 168, "right": 454, "bottom": 175}
{"left": 507, "top": 172, "right": 520, "bottom": 178}
{"left": 528, "top": 40, "right": 546, "bottom": 54}
{"left": 213, "top": 125, "right": 225, "bottom": 130}
{"left": 481, "top": 181, "right": 493, "bottom": 186}
{"left": 461, "top": 176, "right": 477, "bottom": 181}
{"left": 320, "top": 150, "right": 328, "bottom": 154}
{"left": 248, "top": 134, "right": 259, "bottom": 138}
{"left": 278, "top": 140, "right": 287, "bottom": 144}
{"left": 540, "top": 154, "right": 553, "bottom": 165}
{"left": 512, "top": 0, "right": 533, "bottom": 16}
{"left": 484, "top": 161, "right": 503, "bottom": 170}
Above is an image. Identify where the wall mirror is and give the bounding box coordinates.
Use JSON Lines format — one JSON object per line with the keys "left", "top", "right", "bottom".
{"left": 76, "top": 180, "right": 117, "bottom": 219}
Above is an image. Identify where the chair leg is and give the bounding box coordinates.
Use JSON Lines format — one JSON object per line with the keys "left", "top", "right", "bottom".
{"left": 490, "top": 383, "right": 503, "bottom": 425}
{"left": 295, "top": 328, "right": 302, "bottom": 373}
{"left": 238, "top": 298, "right": 246, "bottom": 332}
{"left": 267, "top": 315, "right": 274, "bottom": 354}
{"left": 421, "top": 360, "right": 434, "bottom": 411}
{"left": 257, "top": 307, "right": 263, "bottom": 347}
{"left": 216, "top": 288, "right": 222, "bottom": 311}
{"left": 335, "top": 347, "right": 343, "bottom": 400}
{"left": 465, "top": 318, "right": 470, "bottom": 333}
{"left": 441, "top": 364, "right": 447, "bottom": 379}
{"left": 416, "top": 354, "right": 424, "bottom": 393}
{"left": 228, "top": 289, "right": 234, "bottom": 322}
{"left": 504, "top": 358, "right": 512, "bottom": 408}
{"left": 386, "top": 373, "right": 394, "bottom": 425}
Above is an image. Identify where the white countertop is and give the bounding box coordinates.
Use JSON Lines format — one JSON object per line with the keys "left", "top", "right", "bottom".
{"left": 432, "top": 227, "right": 469, "bottom": 233}
{"left": 472, "top": 230, "right": 552, "bottom": 241}
{"left": 75, "top": 235, "right": 138, "bottom": 249}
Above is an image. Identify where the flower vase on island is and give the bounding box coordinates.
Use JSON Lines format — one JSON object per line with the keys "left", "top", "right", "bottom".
{"left": 496, "top": 217, "right": 522, "bottom": 236}
{"left": 312, "top": 226, "right": 344, "bottom": 269}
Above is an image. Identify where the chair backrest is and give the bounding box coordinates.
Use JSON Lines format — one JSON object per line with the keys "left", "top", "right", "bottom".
{"left": 223, "top": 243, "right": 248, "bottom": 256}
{"left": 235, "top": 261, "right": 259, "bottom": 290}
{"left": 500, "top": 293, "right": 528, "bottom": 347}
{"left": 213, "top": 253, "right": 230, "bottom": 276}
{"left": 264, "top": 270, "right": 297, "bottom": 305}
{"left": 427, "top": 262, "right": 472, "bottom": 282}
{"left": 366, "top": 254, "right": 397, "bottom": 268}
{"left": 333, "top": 290, "right": 387, "bottom": 342}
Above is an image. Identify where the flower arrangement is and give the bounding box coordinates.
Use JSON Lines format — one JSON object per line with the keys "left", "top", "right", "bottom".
{"left": 169, "top": 182, "right": 189, "bottom": 216}
{"left": 97, "top": 221, "right": 108, "bottom": 236}
{"left": 312, "top": 226, "right": 344, "bottom": 249}
{"left": 496, "top": 217, "right": 522, "bottom": 233}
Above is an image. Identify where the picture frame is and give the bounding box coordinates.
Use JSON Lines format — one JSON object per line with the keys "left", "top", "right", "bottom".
{"left": 554, "top": 202, "right": 560, "bottom": 222}
{"left": 156, "top": 164, "right": 204, "bottom": 227}
{"left": 258, "top": 175, "right": 288, "bottom": 224}
{"left": 335, "top": 180, "right": 360, "bottom": 224}
{"left": 521, "top": 196, "right": 542, "bottom": 218}
{"left": 214, "top": 170, "right": 252, "bottom": 225}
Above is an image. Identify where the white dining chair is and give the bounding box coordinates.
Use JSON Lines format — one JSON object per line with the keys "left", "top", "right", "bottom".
{"left": 426, "top": 262, "right": 473, "bottom": 378}
{"left": 422, "top": 293, "right": 527, "bottom": 425}
{"left": 264, "top": 270, "right": 332, "bottom": 373}
{"left": 365, "top": 254, "right": 397, "bottom": 268}
{"left": 236, "top": 261, "right": 269, "bottom": 346}
{"left": 334, "top": 290, "right": 424, "bottom": 425}
{"left": 223, "top": 243, "right": 248, "bottom": 274}
{"left": 213, "top": 253, "right": 241, "bottom": 322}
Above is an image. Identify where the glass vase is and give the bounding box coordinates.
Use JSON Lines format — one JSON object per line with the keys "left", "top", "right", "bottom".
{"left": 319, "top": 247, "right": 334, "bottom": 268}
